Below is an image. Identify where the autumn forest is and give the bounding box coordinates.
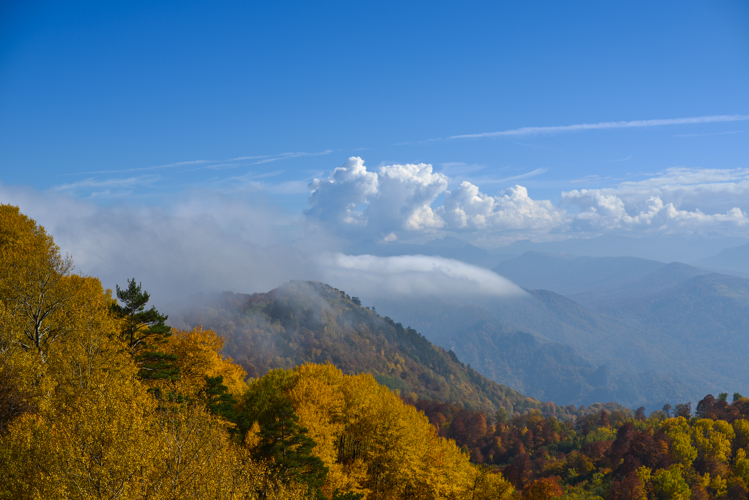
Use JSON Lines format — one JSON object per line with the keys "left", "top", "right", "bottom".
{"left": 3, "top": 204, "right": 749, "bottom": 500}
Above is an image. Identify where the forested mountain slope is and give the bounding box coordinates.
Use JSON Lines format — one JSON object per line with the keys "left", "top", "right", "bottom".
{"left": 376, "top": 258, "right": 749, "bottom": 410}
{"left": 437, "top": 320, "right": 694, "bottom": 408}
{"left": 171, "top": 281, "right": 624, "bottom": 419}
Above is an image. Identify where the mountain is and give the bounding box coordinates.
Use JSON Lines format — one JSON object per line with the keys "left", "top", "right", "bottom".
{"left": 372, "top": 293, "right": 699, "bottom": 410}
{"left": 492, "top": 252, "right": 665, "bottom": 295}
{"left": 587, "top": 272, "right": 749, "bottom": 377}
{"left": 169, "top": 281, "right": 623, "bottom": 419}
{"left": 695, "top": 241, "right": 749, "bottom": 275}
{"left": 373, "top": 261, "right": 749, "bottom": 410}
{"left": 348, "top": 235, "right": 749, "bottom": 267}
{"left": 497, "top": 234, "right": 749, "bottom": 263}
{"left": 569, "top": 261, "right": 710, "bottom": 307}
{"left": 442, "top": 320, "right": 693, "bottom": 408}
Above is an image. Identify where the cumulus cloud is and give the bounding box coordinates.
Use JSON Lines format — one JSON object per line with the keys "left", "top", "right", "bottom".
{"left": 306, "top": 157, "right": 559, "bottom": 239}
{"left": 317, "top": 253, "right": 527, "bottom": 298}
{"left": 306, "top": 157, "right": 379, "bottom": 227}
{"left": 374, "top": 162, "right": 448, "bottom": 231}
{"left": 561, "top": 167, "right": 749, "bottom": 236}
{"left": 307, "top": 157, "right": 448, "bottom": 234}
{"left": 439, "top": 182, "right": 563, "bottom": 231}
{"left": 308, "top": 159, "right": 749, "bottom": 240}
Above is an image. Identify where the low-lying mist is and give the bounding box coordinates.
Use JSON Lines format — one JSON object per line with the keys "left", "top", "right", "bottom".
{"left": 317, "top": 252, "right": 527, "bottom": 299}
{"left": 0, "top": 185, "right": 525, "bottom": 309}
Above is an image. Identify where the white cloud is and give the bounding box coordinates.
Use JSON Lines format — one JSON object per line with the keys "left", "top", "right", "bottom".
{"left": 371, "top": 162, "right": 448, "bottom": 232}
{"left": 448, "top": 115, "right": 749, "bottom": 140}
{"left": 306, "top": 157, "right": 559, "bottom": 238}
{"left": 76, "top": 149, "right": 335, "bottom": 176}
{"left": 54, "top": 175, "right": 161, "bottom": 192}
{"left": 562, "top": 167, "right": 749, "bottom": 236}
{"left": 250, "top": 149, "right": 334, "bottom": 165}
{"left": 317, "top": 253, "right": 527, "bottom": 298}
{"left": 306, "top": 157, "right": 448, "bottom": 234}
{"left": 0, "top": 183, "right": 528, "bottom": 310}
{"left": 6, "top": 159, "right": 749, "bottom": 310}
{"left": 0, "top": 184, "right": 320, "bottom": 305}
{"left": 306, "top": 156, "right": 379, "bottom": 227}
{"left": 439, "top": 182, "right": 564, "bottom": 231}
{"left": 308, "top": 159, "right": 749, "bottom": 241}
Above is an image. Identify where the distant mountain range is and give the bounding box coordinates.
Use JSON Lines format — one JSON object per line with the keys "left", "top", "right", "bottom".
{"left": 492, "top": 252, "right": 664, "bottom": 295}
{"left": 695, "top": 241, "right": 749, "bottom": 276}
{"left": 345, "top": 235, "right": 749, "bottom": 269}
{"left": 369, "top": 252, "right": 749, "bottom": 411}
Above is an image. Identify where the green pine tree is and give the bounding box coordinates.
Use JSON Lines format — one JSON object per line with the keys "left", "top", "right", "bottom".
{"left": 255, "top": 400, "right": 328, "bottom": 499}
{"left": 203, "top": 375, "right": 239, "bottom": 424}
{"left": 110, "top": 278, "right": 179, "bottom": 383}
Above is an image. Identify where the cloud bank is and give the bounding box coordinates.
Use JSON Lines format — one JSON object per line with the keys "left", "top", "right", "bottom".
{"left": 307, "top": 158, "right": 749, "bottom": 241}
{"left": 0, "top": 184, "right": 319, "bottom": 304}
{"left": 0, "top": 183, "right": 527, "bottom": 308}
{"left": 317, "top": 253, "right": 527, "bottom": 299}
{"left": 562, "top": 167, "right": 749, "bottom": 235}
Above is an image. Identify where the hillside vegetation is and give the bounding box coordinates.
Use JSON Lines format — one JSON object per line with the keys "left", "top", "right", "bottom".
{"left": 172, "top": 282, "right": 624, "bottom": 420}
{"left": 372, "top": 252, "right": 749, "bottom": 409}
{"left": 416, "top": 392, "right": 749, "bottom": 499}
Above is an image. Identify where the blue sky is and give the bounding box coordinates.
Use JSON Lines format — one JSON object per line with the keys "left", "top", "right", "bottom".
{"left": 1, "top": 1, "right": 749, "bottom": 296}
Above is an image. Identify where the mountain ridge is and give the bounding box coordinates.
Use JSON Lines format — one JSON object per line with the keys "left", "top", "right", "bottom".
{"left": 170, "top": 280, "right": 626, "bottom": 419}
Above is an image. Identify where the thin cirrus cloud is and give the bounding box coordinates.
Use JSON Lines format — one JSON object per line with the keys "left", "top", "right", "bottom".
{"left": 249, "top": 150, "right": 335, "bottom": 165}
{"left": 447, "top": 115, "right": 749, "bottom": 140}
{"left": 71, "top": 149, "right": 336, "bottom": 176}
{"left": 490, "top": 168, "right": 548, "bottom": 184}
{"left": 54, "top": 174, "right": 161, "bottom": 192}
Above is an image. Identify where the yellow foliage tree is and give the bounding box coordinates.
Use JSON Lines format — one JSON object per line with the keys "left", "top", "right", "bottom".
{"left": 0, "top": 207, "right": 305, "bottom": 500}
{"left": 0, "top": 204, "right": 76, "bottom": 365}
{"left": 691, "top": 418, "right": 735, "bottom": 464}
{"left": 661, "top": 417, "right": 698, "bottom": 467}
{"left": 244, "top": 362, "right": 515, "bottom": 500}
{"left": 159, "top": 325, "right": 247, "bottom": 399}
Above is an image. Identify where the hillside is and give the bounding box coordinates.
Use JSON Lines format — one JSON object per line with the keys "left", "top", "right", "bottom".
{"left": 436, "top": 319, "right": 694, "bottom": 408}
{"left": 373, "top": 294, "right": 697, "bottom": 409}
{"left": 374, "top": 261, "right": 749, "bottom": 409}
{"left": 171, "top": 281, "right": 624, "bottom": 419}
